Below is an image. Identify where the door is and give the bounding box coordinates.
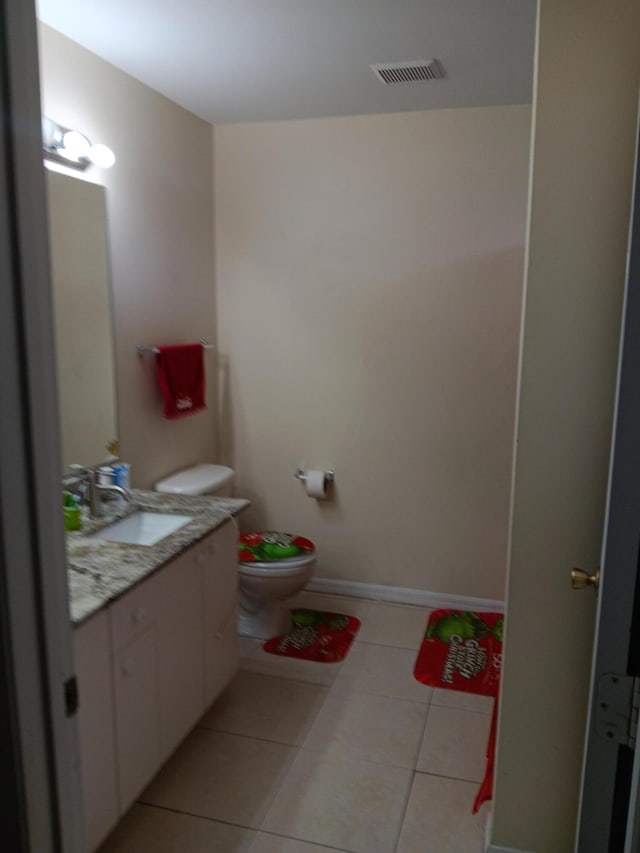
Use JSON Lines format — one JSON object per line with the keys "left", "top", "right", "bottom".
{"left": 576, "top": 113, "right": 640, "bottom": 853}
{"left": 489, "top": 4, "right": 640, "bottom": 850}
{"left": 0, "top": 0, "right": 84, "bottom": 849}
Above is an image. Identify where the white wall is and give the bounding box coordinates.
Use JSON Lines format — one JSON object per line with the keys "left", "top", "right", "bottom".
{"left": 38, "top": 25, "right": 217, "bottom": 488}
{"left": 215, "top": 106, "right": 530, "bottom": 597}
{"left": 492, "top": 2, "right": 640, "bottom": 850}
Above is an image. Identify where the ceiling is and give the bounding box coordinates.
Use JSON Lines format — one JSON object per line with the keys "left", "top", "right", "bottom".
{"left": 36, "top": 0, "right": 536, "bottom": 124}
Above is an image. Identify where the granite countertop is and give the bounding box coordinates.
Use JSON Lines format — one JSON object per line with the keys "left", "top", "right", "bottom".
{"left": 68, "top": 489, "right": 249, "bottom": 626}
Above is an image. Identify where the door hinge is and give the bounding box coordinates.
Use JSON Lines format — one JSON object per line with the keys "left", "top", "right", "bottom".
{"left": 64, "top": 675, "right": 79, "bottom": 718}
{"left": 595, "top": 673, "right": 640, "bottom": 748}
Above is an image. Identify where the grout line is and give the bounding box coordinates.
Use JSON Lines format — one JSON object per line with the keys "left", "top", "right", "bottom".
{"left": 239, "top": 668, "right": 342, "bottom": 689}
{"left": 391, "top": 770, "right": 419, "bottom": 853}
{"left": 134, "top": 800, "right": 260, "bottom": 832}
{"left": 195, "top": 722, "right": 307, "bottom": 748}
{"left": 354, "top": 637, "right": 424, "bottom": 652}
{"left": 193, "top": 724, "right": 308, "bottom": 752}
{"left": 252, "top": 827, "right": 353, "bottom": 852}
{"left": 429, "top": 699, "right": 494, "bottom": 715}
{"left": 328, "top": 679, "right": 433, "bottom": 705}
{"left": 346, "top": 638, "right": 423, "bottom": 651}
{"left": 411, "top": 688, "right": 432, "bottom": 766}
{"left": 391, "top": 693, "right": 433, "bottom": 852}
{"left": 230, "top": 667, "right": 433, "bottom": 707}
{"left": 275, "top": 743, "right": 423, "bottom": 775}
{"left": 414, "top": 768, "right": 485, "bottom": 784}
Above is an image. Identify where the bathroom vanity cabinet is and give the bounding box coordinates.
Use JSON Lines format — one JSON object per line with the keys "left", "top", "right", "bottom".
{"left": 73, "top": 520, "right": 238, "bottom": 852}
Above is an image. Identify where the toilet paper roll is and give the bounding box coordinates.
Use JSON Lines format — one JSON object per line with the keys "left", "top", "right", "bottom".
{"left": 304, "top": 470, "right": 331, "bottom": 500}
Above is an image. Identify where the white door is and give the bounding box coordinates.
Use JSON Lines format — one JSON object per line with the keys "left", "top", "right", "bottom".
{"left": 489, "top": 5, "right": 640, "bottom": 850}
{"left": 575, "top": 119, "right": 640, "bottom": 852}
{"left": 0, "top": 0, "right": 84, "bottom": 849}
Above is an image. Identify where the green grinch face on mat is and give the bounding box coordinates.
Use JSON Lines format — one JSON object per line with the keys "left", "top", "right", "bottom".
{"left": 292, "top": 609, "right": 350, "bottom": 631}
{"left": 426, "top": 612, "right": 490, "bottom": 644}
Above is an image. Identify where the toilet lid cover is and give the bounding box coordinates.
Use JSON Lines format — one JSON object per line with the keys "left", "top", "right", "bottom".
{"left": 238, "top": 531, "right": 315, "bottom": 562}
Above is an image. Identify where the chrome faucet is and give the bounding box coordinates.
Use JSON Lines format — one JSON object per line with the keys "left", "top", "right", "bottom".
{"left": 67, "top": 465, "right": 129, "bottom": 518}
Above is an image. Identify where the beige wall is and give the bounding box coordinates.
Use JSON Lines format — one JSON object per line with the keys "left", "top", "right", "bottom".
{"left": 38, "top": 25, "right": 217, "bottom": 488}
{"left": 215, "top": 106, "right": 530, "bottom": 597}
{"left": 492, "top": 2, "right": 640, "bottom": 851}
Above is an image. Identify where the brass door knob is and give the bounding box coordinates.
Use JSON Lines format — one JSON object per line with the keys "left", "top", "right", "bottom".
{"left": 571, "top": 567, "right": 600, "bottom": 591}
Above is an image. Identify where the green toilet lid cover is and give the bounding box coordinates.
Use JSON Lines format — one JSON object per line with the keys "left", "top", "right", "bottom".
{"left": 238, "top": 531, "right": 315, "bottom": 562}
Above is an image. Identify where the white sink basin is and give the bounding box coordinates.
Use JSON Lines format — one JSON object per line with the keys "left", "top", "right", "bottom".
{"left": 91, "top": 511, "right": 193, "bottom": 547}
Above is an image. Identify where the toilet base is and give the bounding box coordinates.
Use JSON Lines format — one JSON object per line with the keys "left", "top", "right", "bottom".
{"left": 238, "top": 600, "right": 293, "bottom": 640}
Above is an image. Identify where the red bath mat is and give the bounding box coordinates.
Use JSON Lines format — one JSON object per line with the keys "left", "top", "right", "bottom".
{"left": 263, "top": 609, "right": 361, "bottom": 663}
{"left": 414, "top": 609, "right": 504, "bottom": 815}
{"left": 414, "top": 610, "right": 504, "bottom": 696}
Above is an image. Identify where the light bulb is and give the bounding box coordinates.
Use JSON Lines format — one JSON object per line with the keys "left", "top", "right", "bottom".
{"left": 89, "top": 143, "right": 116, "bottom": 169}
{"left": 62, "top": 130, "right": 91, "bottom": 160}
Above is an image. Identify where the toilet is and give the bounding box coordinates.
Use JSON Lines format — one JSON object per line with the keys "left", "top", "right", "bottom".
{"left": 237, "top": 531, "right": 316, "bottom": 639}
{"left": 154, "top": 464, "right": 316, "bottom": 640}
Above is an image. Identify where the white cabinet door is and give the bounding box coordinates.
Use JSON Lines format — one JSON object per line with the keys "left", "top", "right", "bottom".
{"left": 73, "top": 611, "right": 118, "bottom": 852}
{"left": 112, "top": 626, "right": 160, "bottom": 812}
{"left": 156, "top": 545, "right": 205, "bottom": 761}
{"left": 202, "top": 521, "right": 240, "bottom": 707}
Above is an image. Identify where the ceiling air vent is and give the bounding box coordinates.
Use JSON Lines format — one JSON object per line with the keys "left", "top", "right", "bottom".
{"left": 371, "top": 59, "right": 444, "bottom": 85}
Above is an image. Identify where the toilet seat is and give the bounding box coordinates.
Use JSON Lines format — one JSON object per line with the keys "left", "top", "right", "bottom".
{"left": 239, "top": 552, "right": 316, "bottom": 578}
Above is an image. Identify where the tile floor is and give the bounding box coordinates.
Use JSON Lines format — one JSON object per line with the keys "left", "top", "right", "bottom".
{"left": 100, "top": 592, "right": 493, "bottom": 853}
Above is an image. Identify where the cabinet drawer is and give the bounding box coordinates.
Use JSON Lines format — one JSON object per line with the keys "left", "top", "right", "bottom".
{"left": 110, "top": 576, "right": 157, "bottom": 652}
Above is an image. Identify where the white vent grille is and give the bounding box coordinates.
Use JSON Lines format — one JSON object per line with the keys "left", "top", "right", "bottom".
{"left": 371, "top": 59, "right": 444, "bottom": 85}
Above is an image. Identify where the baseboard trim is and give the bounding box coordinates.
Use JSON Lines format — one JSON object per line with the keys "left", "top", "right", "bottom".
{"left": 306, "top": 577, "right": 504, "bottom": 612}
{"left": 485, "top": 810, "right": 494, "bottom": 852}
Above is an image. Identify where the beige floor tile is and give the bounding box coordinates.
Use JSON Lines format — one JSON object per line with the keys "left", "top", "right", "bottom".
{"left": 356, "top": 602, "right": 432, "bottom": 650}
{"left": 99, "top": 803, "right": 255, "bottom": 852}
{"left": 396, "top": 773, "right": 486, "bottom": 853}
{"left": 303, "top": 690, "right": 427, "bottom": 769}
{"left": 200, "top": 671, "right": 329, "bottom": 745}
{"left": 291, "top": 591, "right": 373, "bottom": 622}
{"left": 242, "top": 644, "right": 344, "bottom": 686}
{"left": 249, "top": 834, "right": 350, "bottom": 852}
{"left": 335, "top": 642, "right": 432, "bottom": 703}
{"left": 262, "top": 750, "right": 413, "bottom": 853}
{"left": 140, "top": 728, "right": 296, "bottom": 829}
{"left": 417, "top": 705, "right": 491, "bottom": 782}
{"left": 431, "top": 687, "right": 495, "bottom": 715}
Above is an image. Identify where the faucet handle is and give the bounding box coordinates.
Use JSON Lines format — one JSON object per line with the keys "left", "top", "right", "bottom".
{"left": 68, "top": 464, "right": 93, "bottom": 478}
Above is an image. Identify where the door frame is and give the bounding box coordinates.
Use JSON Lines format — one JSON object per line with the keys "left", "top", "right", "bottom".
{"left": 0, "top": 0, "right": 83, "bottom": 849}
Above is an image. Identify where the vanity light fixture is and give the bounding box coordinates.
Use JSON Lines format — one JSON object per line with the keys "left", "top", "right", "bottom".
{"left": 42, "top": 116, "right": 116, "bottom": 170}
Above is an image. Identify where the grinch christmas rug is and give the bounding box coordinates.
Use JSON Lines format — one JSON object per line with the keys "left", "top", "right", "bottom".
{"left": 263, "top": 609, "right": 361, "bottom": 663}
{"left": 414, "top": 609, "right": 504, "bottom": 815}
{"left": 414, "top": 610, "right": 504, "bottom": 696}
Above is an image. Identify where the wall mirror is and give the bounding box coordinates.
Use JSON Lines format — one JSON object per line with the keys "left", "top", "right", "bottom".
{"left": 45, "top": 169, "right": 118, "bottom": 470}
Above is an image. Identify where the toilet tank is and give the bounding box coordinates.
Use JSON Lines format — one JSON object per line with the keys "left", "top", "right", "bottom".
{"left": 155, "top": 464, "right": 235, "bottom": 497}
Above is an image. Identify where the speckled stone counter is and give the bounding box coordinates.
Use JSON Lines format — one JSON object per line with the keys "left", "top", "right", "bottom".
{"left": 67, "top": 489, "right": 249, "bottom": 625}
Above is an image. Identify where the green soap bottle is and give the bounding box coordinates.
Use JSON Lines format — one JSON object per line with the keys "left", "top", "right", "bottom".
{"left": 63, "top": 490, "right": 82, "bottom": 532}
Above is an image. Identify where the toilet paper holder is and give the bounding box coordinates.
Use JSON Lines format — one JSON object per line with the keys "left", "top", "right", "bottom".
{"left": 294, "top": 469, "right": 335, "bottom": 482}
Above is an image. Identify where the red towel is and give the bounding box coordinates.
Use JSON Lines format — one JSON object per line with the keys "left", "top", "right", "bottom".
{"left": 155, "top": 344, "right": 206, "bottom": 419}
